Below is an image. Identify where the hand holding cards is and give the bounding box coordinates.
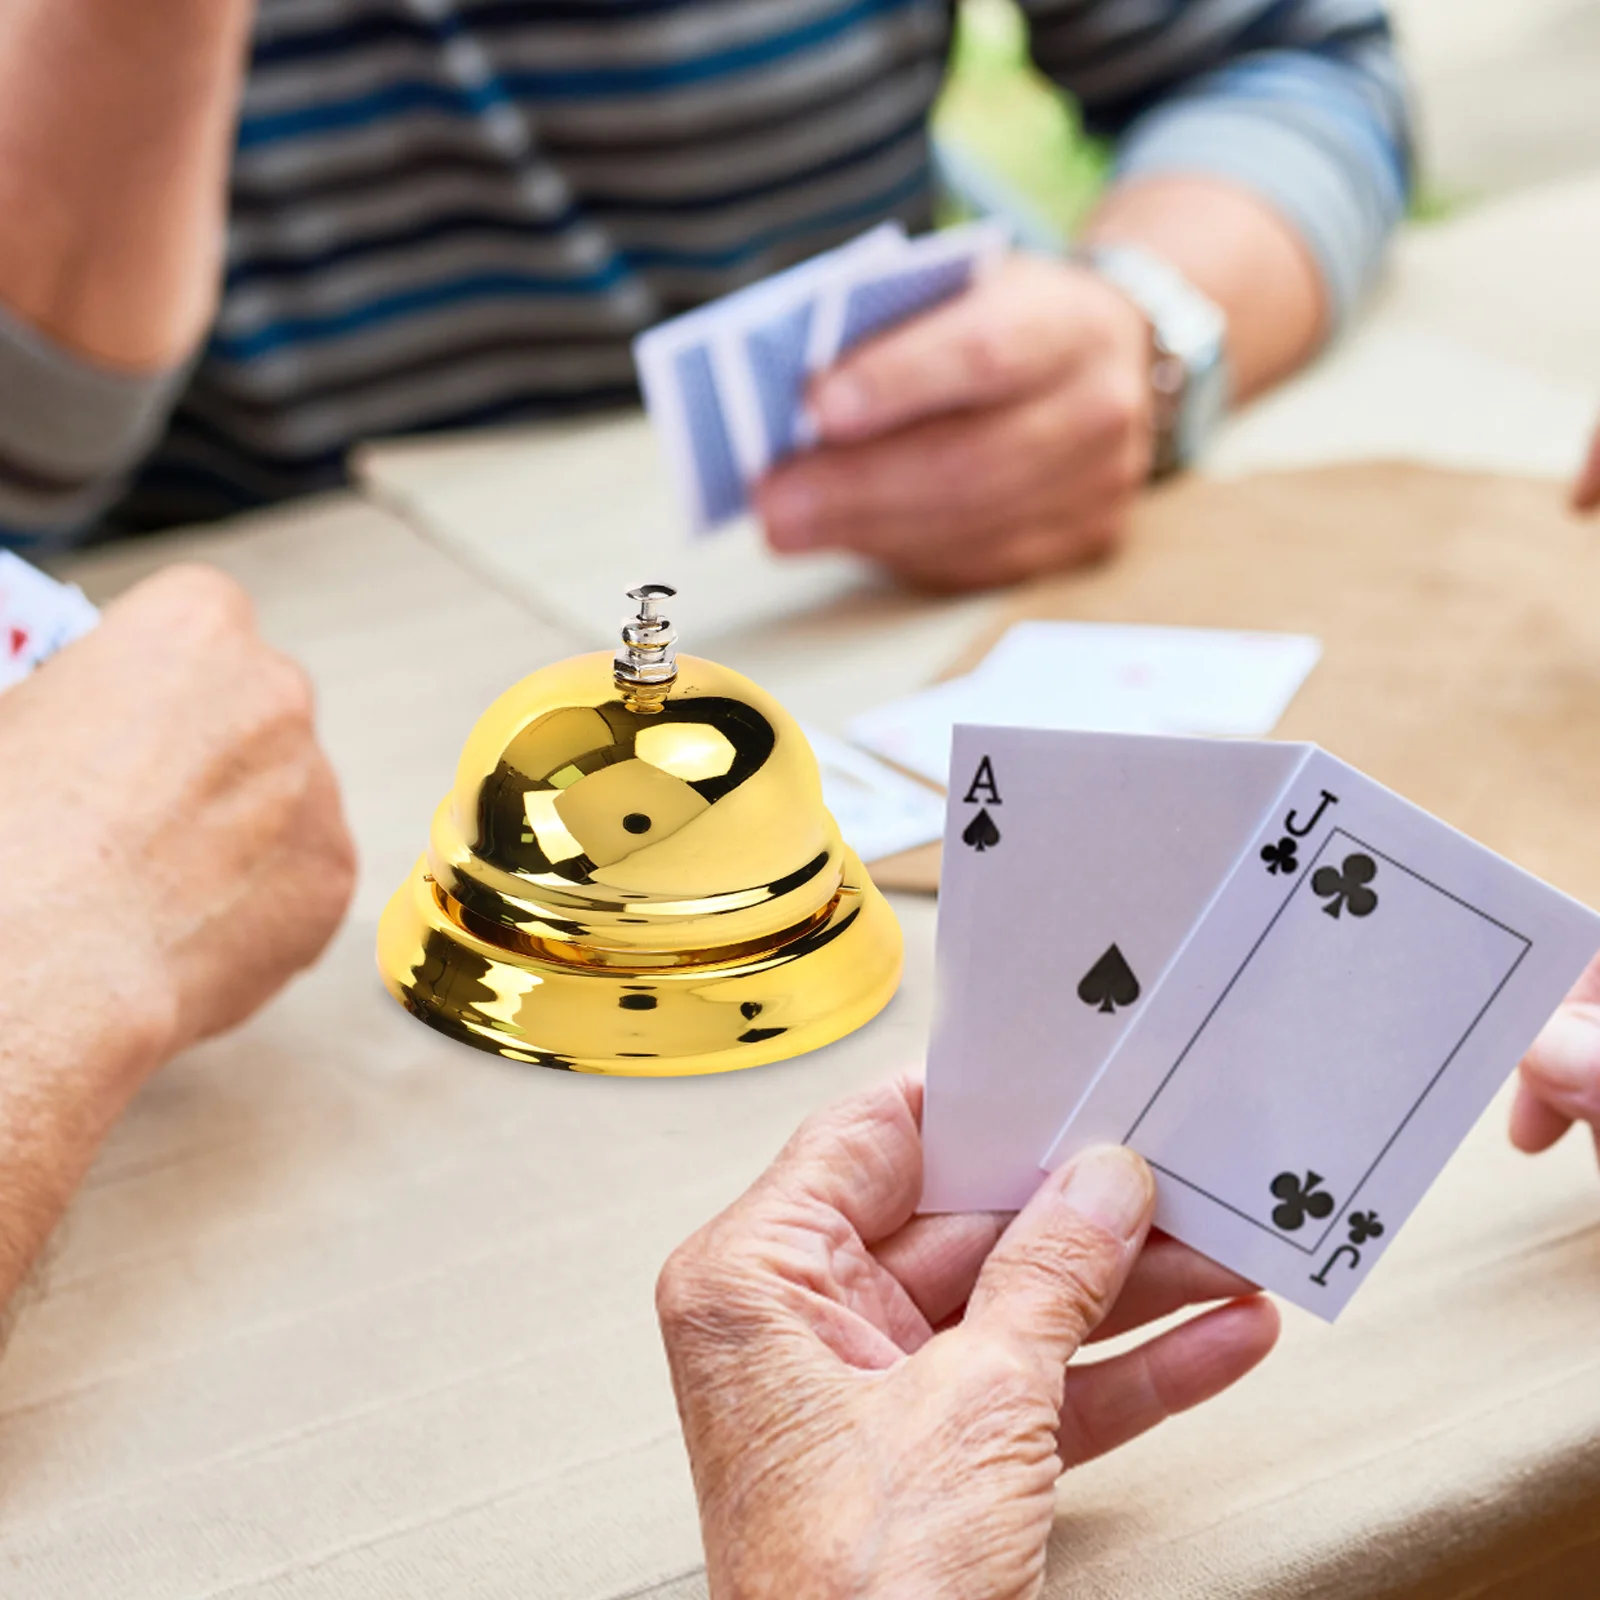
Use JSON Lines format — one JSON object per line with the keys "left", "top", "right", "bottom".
{"left": 634, "top": 221, "right": 1008, "bottom": 538}
{"left": 924, "top": 727, "right": 1600, "bottom": 1320}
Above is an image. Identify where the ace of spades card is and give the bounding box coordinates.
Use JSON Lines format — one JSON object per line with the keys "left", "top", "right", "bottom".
{"left": 921, "top": 726, "right": 1310, "bottom": 1212}
{"left": 1044, "top": 745, "right": 1600, "bottom": 1320}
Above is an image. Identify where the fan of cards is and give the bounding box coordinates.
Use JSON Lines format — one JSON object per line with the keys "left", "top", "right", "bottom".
{"left": 0, "top": 551, "right": 99, "bottom": 694}
{"left": 921, "top": 725, "right": 1600, "bottom": 1320}
{"left": 634, "top": 220, "right": 1009, "bottom": 539}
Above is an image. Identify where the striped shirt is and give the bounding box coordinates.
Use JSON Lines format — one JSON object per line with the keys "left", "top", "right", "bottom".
{"left": 0, "top": 0, "right": 1411, "bottom": 545}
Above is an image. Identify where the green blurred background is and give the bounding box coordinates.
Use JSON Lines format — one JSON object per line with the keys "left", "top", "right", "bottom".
{"left": 933, "top": 0, "right": 1110, "bottom": 242}
{"left": 934, "top": 0, "right": 1451, "bottom": 233}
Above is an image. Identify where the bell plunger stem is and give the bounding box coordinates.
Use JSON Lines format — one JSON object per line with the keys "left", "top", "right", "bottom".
{"left": 615, "top": 583, "right": 678, "bottom": 710}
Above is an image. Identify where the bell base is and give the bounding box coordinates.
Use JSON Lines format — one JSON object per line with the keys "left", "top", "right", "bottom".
{"left": 377, "top": 855, "right": 903, "bottom": 1077}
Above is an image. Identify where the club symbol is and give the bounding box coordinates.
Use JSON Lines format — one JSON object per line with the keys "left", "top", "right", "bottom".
{"left": 962, "top": 808, "right": 1001, "bottom": 853}
{"left": 1077, "top": 944, "right": 1141, "bottom": 1015}
{"left": 1261, "top": 836, "right": 1299, "bottom": 876}
{"left": 1347, "top": 1210, "right": 1384, "bottom": 1246}
{"left": 1311, "top": 853, "right": 1379, "bottom": 919}
{"left": 1269, "top": 1170, "right": 1336, "bottom": 1232}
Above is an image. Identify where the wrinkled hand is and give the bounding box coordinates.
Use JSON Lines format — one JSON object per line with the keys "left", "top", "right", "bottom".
{"left": 0, "top": 563, "right": 356, "bottom": 1068}
{"left": 657, "top": 1075, "right": 1279, "bottom": 1600}
{"left": 1512, "top": 949, "right": 1600, "bottom": 1159}
{"left": 755, "top": 254, "right": 1154, "bottom": 593}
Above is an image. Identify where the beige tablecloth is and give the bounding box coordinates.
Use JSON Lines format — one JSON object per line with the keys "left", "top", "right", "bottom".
{"left": 2, "top": 470, "right": 1598, "bottom": 1598}
{"left": 0, "top": 494, "right": 939, "bottom": 1599}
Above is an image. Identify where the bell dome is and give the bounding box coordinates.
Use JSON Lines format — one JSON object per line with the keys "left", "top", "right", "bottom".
{"left": 377, "top": 586, "right": 903, "bottom": 1075}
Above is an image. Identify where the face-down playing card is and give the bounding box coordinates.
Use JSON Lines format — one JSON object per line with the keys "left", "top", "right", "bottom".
{"left": 636, "top": 221, "right": 1010, "bottom": 538}
{"left": 1046, "top": 745, "right": 1600, "bottom": 1319}
{"left": 634, "top": 225, "right": 905, "bottom": 536}
{"left": 738, "top": 220, "right": 1005, "bottom": 464}
{"left": 736, "top": 224, "right": 907, "bottom": 461}
{"left": 805, "top": 218, "right": 1010, "bottom": 375}
{"left": 920, "top": 725, "right": 1311, "bottom": 1213}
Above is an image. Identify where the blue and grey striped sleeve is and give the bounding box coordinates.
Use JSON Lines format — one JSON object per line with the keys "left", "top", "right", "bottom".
{"left": 0, "top": 302, "right": 189, "bottom": 549}
{"left": 1022, "top": 0, "right": 1413, "bottom": 326}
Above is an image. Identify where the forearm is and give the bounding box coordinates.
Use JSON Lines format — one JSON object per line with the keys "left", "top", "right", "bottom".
{"left": 0, "top": 753, "right": 174, "bottom": 1307}
{"left": 1023, "top": 0, "right": 1410, "bottom": 404}
{"left": 0, "top": 931, "right": 168, "bottom": 1307}
{"left": 0, "top": 0, "right": 254, "bottom": 370}
{"left": 1082, "top": 175, "right": 1324, "bottom": 404}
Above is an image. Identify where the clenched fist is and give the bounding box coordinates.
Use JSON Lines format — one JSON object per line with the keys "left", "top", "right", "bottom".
{"left": 0, "top": 563, "right": 355, "bottom": 1300}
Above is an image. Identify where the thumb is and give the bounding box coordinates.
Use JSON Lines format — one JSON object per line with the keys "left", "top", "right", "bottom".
{"left": 964, "top": 1146, "right": 1155, "bottom": 1371}
{"left": 1518, "top": 1002, "right": 1600, "bottom": 1132}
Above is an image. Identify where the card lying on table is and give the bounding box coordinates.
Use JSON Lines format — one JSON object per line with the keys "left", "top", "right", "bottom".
{"left": 849, "top": 621, "right": 1321, "bottom": 787}
{"left": 803, "top": 724, "right": 947, "bottom": 867}
{"left": 923, "top": 726, "right": 1600, "bottom": 1321}
{"left": 635, "top": 220, "right": 1008, "bottom": 538}
{"left": 0, "top": 551, "right": 98, "bottom": 693}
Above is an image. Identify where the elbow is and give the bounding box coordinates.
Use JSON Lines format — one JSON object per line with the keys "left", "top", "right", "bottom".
{"left": 0, "top": 297, "right": 191, "bottom": 545}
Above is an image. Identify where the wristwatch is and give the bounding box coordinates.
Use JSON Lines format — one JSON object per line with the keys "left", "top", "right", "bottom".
{"left": 1083, "top": 243, "right": 1229, "bottom": 478}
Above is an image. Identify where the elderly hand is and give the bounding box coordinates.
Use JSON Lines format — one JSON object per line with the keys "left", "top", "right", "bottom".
{"left": 0, "top": 564, "right": 355, "bottom": 1301}
{"left": 1511, "top": 950, "right": 1600, "bottom": 1158}
{"left": 657, "top": 1075, "right": 1279, "bottom": 1600}
{"left": 755, "top": 253, "right": 1154, "bottom": 593}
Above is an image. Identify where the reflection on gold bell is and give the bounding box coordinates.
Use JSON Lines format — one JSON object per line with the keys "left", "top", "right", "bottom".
{"left": 377, "top": 585, "right": 904, "bottom": 1075}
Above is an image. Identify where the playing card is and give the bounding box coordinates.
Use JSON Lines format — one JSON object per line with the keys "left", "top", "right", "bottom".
{"left": 719, "top": 225, "right": 907, "bottom": 478}
{"left": 637, "top": 220, "right": 1005, "bottom": 539}
{"left": 636, "top": 225, "right": 904, "bottom": 536}
{"left": 1045, "top": 745, "right": 1600, "bottom": 1319}
{"left": 742, "top": 297, "right": 818, "bottom": 463}
{"left": 807, "top": 219, "right": 1009, "bottom": 375}
{"left": 920, "top": 725, "right": 1311, "bottom": 1212}
{"left": 984, "top": 622, "right": 1323, "bottom": 742}
{"left": 804, "top": 723, "right": 946, "bottom": 865}
{"left": 848, "top": 621, "right": 1322, "bottom": 787}
{"left": 0, "top": 551, "right": 98, "bottom": 693}
{"left": 634, "top": 327, "right": 745, "bottom": 535}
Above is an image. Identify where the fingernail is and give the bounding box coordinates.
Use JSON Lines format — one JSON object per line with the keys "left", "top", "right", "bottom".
{"left": 1055, "top": 1146, "right": 1153, "bottom": 1241}
{"left": 816, "top": 373, "right": 871, "bottom": 434}
{"left": 1524, "top": 1008, "right": 1600, "bottom": 1108}
{"left": 761, "top": 479, "right": 818, "bottom": 550}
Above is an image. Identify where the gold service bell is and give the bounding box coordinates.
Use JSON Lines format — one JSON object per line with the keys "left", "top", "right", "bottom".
{"left": 377, "top": 585, "right": 904, "bottom": 1075}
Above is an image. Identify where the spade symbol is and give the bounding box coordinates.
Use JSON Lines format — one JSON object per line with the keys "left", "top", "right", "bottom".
{"left": 962, "top": 808, "right": 1001, "bottom": 853}
{"left": 1077, "top": 944, "right": 1141, "bottom": 1015}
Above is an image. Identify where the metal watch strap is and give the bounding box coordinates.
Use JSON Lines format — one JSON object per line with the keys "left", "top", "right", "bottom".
{"left": 1082, "top": 243, "right": 1230, "bottom": 478}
